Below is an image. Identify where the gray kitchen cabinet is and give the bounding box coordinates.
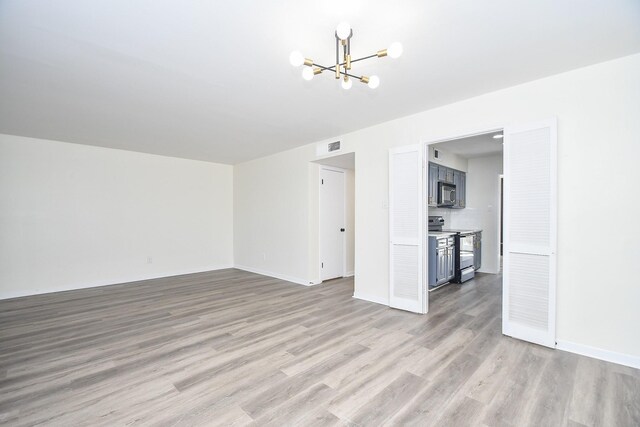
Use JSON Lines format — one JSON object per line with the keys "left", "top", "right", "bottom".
{"left": 438, "top": 165, "right": 447, "bottom": 182}
{"left": 429, "top": 235, "right": 456, "bottom": 287}
{"left": 438, "top": 165, "right": 454, "bottom": 184}
{"left": 438, "top": 165, "right": 453, "bottom": 184}
{"left": 453, "top": 170, "right": 462, "bottom": 208}
{"left": 436, "top": 247, "right": 447, "bottom": 283}
{"left": 474, "top": 231, "right": 482, "bottom": 270}
{"left": 446, "top": 246, "right": 455, "bottom": 279}
{"left": 446, "top": 168, "right": 454, "bottom": 183}
{"left": 428, "top": 162, "right": 438, "bottom": 207}
{"left": 429, "top": 161, "right": 466, "bottom": 209}
{"left": 459, "top": 173, "right": 466, "bottom": 208}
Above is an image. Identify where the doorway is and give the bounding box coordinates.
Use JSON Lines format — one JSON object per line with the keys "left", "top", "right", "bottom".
{"left": 426, "top": 130, "right": 504, "bottom": 290}
{"left": 315, "top": 153, "right": 355, "bottom": 283}
{"left": 389, "top": 119, "right": 557, "bottom": 348}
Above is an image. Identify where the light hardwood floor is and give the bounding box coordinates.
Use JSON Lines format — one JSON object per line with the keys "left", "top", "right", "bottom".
{"left": 1, "top": 269, "right": 639, "bottom": 426}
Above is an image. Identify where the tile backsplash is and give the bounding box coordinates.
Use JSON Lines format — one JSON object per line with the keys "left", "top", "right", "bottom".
{"left": 428, "top": 207, "right": 482, "bottom": 230}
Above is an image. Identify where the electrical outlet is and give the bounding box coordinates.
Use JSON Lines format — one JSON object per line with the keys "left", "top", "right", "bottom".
{"left": 262, "top": 253, "right": 266, "bottom": 261}
{"left": 147, "top": 257, "right": 153, "bottom": 264}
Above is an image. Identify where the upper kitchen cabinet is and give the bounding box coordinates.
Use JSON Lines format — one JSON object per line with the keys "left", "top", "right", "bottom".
{"left": 438, "top": 165, "right": 454, "bottom": 183}
{"left": 459, "top": 172, "right": 466, "bottom": 208}
{"left": 428, "top": 162, "right": 438, "bottom": 207}
{"left": 453, "top": 170, "right": 466, "bottom": 208}
{"left": 428, "top": 161, "right": 466, "bottom": 209}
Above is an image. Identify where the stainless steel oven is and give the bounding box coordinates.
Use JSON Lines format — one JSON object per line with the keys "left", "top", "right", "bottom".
{"left": 455, "top": 232, "right": 475, "bottom": 283}
{"left": 458, "top": 232, "right": 475, "bottom": 269}
{"left": 438, "top": 182, "right": 456, "bottom": 207}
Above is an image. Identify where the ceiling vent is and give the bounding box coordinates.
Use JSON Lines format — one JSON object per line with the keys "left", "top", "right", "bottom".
{"left": 316, "top": 140, "right": 342, "bottom": 156}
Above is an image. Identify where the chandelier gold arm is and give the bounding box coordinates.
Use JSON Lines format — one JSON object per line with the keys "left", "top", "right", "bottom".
{"left": 293, "top": 27, "right": 397, "bottom": 87}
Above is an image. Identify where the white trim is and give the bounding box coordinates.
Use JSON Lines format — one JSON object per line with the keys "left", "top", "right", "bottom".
{"left": 233, "top": 264, "right": 314, "bottom": 286}
{"left": 498, "top": 176, "right": 504, "bottom": 273}
{"left": 353, "top": 291, "right": 389, "bottom": 306}
{"left": 343, "top": 271, "right": 355, "bottom": 277}
{"left": 319, "top": 165, "right": 347, "bottom": 174}
{"left": 0, "top": 265, "right": 234, "bottom": 300}
{"left": 420, "top": 125, "right": 504, "bottom": 146}
{"left": 557, "top": 340, "right": 640, "bottom": 370}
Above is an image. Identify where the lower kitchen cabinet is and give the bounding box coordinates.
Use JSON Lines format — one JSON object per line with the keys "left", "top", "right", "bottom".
{"left": 474, "top": 231, "right": 482, "bottom": 270}
{"left": 428, "top": 235, "right": 456, "bottom": 287}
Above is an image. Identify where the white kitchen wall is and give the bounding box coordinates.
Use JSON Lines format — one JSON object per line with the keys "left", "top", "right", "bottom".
{"left": 0, "top": 134, "right": 234, "bottom": 299}
{"left": 233, "top": 53, "right": 640, "bottom": 363}
{"left": 428, "top": 146, "right": 468, "bottom": 171}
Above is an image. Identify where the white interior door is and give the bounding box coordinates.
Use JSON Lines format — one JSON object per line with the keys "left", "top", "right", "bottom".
{"left": 320, "top": 168, "right": 345, "bottom": 281}
{"left": 389, "top": 144, "right": 426, "bottom": 314}
{"left": 503, "top": 118, "right": 557, "bottom": 348}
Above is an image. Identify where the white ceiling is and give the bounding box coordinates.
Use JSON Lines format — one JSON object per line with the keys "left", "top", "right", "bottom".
{"left": 1, "top": 1, "right": 639, "bottom": 164}
{"left": 434, "top": 133, "right": 504, "bottom": 159}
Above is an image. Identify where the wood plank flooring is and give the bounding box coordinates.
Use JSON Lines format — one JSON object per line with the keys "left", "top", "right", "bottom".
{"left": 1, "top": 269, "right": 639, "bottom": 426}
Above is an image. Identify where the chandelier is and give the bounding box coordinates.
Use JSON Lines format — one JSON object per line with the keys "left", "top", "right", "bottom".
{"left": 289, "top": 22, "right": 403, "bottom": 90}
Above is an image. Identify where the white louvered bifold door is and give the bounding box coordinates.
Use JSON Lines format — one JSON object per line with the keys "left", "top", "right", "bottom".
{"left": 389, "top": 144, "right": 426, "bottom": 314}
{"left": 503, "top": 118, "right": 557, "bottom": 348}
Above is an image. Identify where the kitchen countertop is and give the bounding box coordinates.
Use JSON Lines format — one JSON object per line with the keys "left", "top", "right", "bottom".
{"left": 428, "top": 231, "right": 457, "bottom": 238}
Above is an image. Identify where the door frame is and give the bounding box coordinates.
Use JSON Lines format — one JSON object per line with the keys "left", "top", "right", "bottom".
{"left": 319, "top": 165, "right": 348, "bottom": 281}
{"left": 420, "top": 121, "right": 557, "bottom": 348}
{"left": 499, "top": 174, "right": 504, "bottom": 260}
{"left": 421, "top": 124, "right": 504, "bottom": 305}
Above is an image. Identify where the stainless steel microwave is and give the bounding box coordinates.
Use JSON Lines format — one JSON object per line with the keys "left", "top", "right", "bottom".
{"left": 438, "top": 182, "right": 456, "bottom": 206}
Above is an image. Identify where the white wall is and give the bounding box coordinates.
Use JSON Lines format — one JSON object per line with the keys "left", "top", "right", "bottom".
{"left": 233, "top": 53, "right": 640, "bottom": 362}
{"left": 427, "top": 146, "right": 468, "bottom": 171}
{"left": 449, "top": 154, "right": 503, "bottom": 274}
{"left": 233, "top": 148, "right": 313, "bottom": 284}
{"left": 0, "top": 134, "right": 234, "bottom": 299}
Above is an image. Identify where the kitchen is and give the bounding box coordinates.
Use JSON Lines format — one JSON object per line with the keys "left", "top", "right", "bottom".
{"left": 426, "top": 131, "right": 504, "bottom": 292}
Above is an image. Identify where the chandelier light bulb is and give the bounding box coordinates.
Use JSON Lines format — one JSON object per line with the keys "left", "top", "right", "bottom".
{"left": 336, "top": 21, "right": 351, "bottom": 40}
{"left": 302, "top": 67, "right": 314, "bottom": 81}
{"left": 388, "top": 42, "right": 403, "bottom": 59}
{"left": 289, "top": 51, "right": 305, "bottom": 67}
{"left": 368, "top": 75, "right": 380, "bottom": 89}
{"left": 341, "top": 78, "right": 352, "bottom": 90}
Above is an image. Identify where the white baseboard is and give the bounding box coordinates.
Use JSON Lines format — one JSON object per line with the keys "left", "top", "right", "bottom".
{"left": 352, "top": 291, "right": 389, "bottom": 307}
{"left": 344, "top": 271, "right": 355, "bottom": 278}
{"left": 234, "top": 264, "right": 312, "bottom": 286}
{"left": 0, "top": 265, "right": 235, "bottom": 300}
{"left": 556, "top": 340, "right": 640, "bottom": 370}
